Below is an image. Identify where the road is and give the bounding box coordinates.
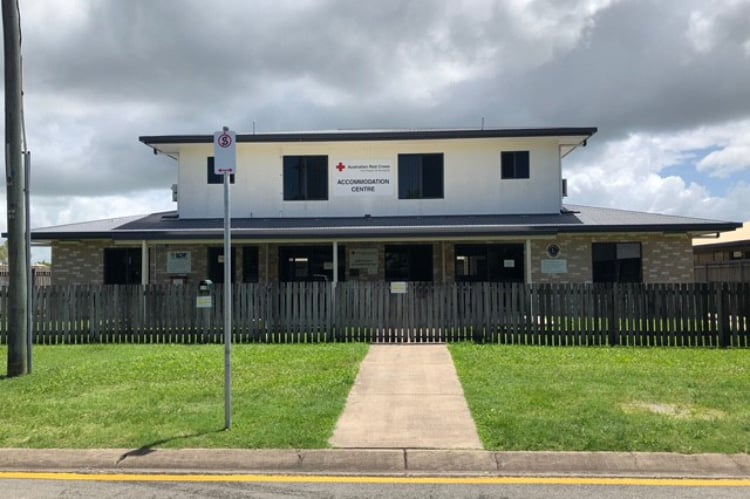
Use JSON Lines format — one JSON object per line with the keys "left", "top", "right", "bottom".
{"left": 2, "top": 474, "right": 749, "bottom": 499}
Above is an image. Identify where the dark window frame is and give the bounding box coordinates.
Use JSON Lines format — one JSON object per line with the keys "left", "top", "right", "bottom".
{"left": 242, "top": 246, "right": 259, "bottom": 283}
{"left": 454, "top": 244, "right": 525, "bottom": 283}
{"left": 207, "top": 157, "right": 236, "bottom": 184}
{"left": 592, "top": 242, "right": 642, "bottom": 283}
{"left": 278, "top": 245, "right": 345, "bottom": 282}
{"left": 398, "top": 153, "right": 444, "bottom": 199}
{"left": 384, "top": 244, "right": 434, "bottom": 281}
{"left": 283, "top": 155, "right": 329, "bottom": 201}
{"left": 207, "top": 247, "right": 237, "bottom": 284}
{"left": 501, "top": 150, "right": 530, "bottom": 179}
{"left": 103, "top": 248, "right": 141, "bottom": 284}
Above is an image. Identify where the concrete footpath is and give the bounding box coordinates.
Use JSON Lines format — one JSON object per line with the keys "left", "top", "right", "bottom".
{"left": 1, "top": 449, "right": 749, "bottom": 478}
{"left": 330, "top": 344, "right": 482, "bottom": 449}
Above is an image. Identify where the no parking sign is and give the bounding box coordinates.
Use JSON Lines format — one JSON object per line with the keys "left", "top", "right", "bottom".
{"left": 213, "top": 129, "right": 236, "bottom": 174}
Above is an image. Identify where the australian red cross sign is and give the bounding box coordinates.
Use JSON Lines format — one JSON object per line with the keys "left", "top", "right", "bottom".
{"left": 213, "top": 129, "right": 237, "bottom": 174}
{"left": 333, "top": 159, "right": 393, "bottom": 196}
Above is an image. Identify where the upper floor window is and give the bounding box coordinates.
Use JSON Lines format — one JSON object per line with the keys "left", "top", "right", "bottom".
{"left": 207, "top": 157, "right": 235, "bottom": 184}
{"left": 398, "top": 153, "right": 444, "bottom": 199}
{"left": 283, "top": 156, "right": 328, "bottom": 201}
{"left": 501, "top": 151, "right": 530, "bottom": 179}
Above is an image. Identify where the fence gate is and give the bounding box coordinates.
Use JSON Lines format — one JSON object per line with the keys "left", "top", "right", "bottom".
{"left": 335, "top": 282, "right": 447, "bottom": 343}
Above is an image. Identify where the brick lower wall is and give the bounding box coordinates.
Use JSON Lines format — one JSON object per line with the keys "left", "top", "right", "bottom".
{"left": 529, "top": 233, "right": 694, "bottom": 284}
{"left": 50, "top": 233, "right": 695, "bottom": 286}
{"left": 51, "top": 241, "right": 108, "bottom": 285}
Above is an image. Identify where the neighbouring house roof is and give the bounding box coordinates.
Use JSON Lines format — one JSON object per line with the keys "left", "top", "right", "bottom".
{"left": 26, "top": 205, "right": 740, "bottom": 243}
{"left": 693, "top": 221, "right": 750, "bottom": 251}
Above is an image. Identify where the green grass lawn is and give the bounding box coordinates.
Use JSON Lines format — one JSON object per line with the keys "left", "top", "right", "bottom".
{"left": 3, "top": 342, "right": 750, "bottom": 453}
{"left": 450, "top": 344, "right": 750, "bottom": 453}
{"left": 0, "top": 343, "right": 368, "bottom": 449}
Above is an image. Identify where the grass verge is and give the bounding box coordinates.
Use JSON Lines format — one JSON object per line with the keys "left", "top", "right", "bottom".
{"left": 0, "top": 343, "right": 368, "bottom": 449}
{"left": 450, "top": 344, "right": 750, "bottom": 453}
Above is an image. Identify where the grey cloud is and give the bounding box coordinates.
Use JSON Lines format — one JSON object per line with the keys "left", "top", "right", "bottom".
{"left": 3, "top": 0, "right": 750, "bottom": 225}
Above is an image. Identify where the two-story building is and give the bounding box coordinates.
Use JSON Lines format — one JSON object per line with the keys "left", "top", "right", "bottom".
{"left": 32, "top": 127, "right": 740, "bottom": 285}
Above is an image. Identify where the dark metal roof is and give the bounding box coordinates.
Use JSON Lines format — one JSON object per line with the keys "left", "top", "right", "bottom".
{"left": 27, "top": 205, "right": 740, "bottom": 242}
{"left": 139, "top": 127, "right": 598, "bottom": 146}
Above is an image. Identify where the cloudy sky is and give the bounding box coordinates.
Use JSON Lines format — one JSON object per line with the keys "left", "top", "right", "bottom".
{"left": 3, "top": 0, "right": 750, "bottom": 260}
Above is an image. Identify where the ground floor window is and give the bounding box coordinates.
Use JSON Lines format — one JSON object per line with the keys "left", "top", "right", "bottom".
{"left": 279, "top": 245, "right": 345, "bottom": 282}
{"left": 208, "top": 247, "right": 236, "bottom": 284}
{"left": 385, "top": 244, "right": 433, "bottom": 281}
{"left": 103, "top": 248, "right": 141, "bottom": 284}
{"left": 455, "top": 244, "right": 524, "bottom": 282}
{"left": 243, "top": 246, "right": 259, "bottom": 283}
{"left": 592, "top": 242, "right": 642, "bottom": 283}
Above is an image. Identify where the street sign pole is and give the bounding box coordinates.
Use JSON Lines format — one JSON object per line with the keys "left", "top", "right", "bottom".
{"left": 223, "top": 167, "right": 232, "bottom": 430}
{"left": 214, "top": 126, "right": 236, "bottom": 431}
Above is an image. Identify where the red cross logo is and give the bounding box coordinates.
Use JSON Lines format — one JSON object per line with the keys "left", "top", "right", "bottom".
{"left": 336, "top": 162, "right": 346, "bottom": 172}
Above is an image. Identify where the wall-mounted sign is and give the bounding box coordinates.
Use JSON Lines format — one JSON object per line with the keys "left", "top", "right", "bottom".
{"left": 196, "top": 295, "right": 213, "bottom": 308}
{"left": 390, "top": 281, "right": 408, "bottom": 294}
{"left": 333, "top": 160, "right": 393, "bottom": 196}
{"left": 167, "top": 251, "right": 192, "bottom": 274}
{"left": 541, "top": 259, "right": 568, "bottom": 274}
{"left": 504, "top": 259, "right": 516, "bottom": 268}
{"left": 349, "top": 248, "right": 378, "bottom": 274}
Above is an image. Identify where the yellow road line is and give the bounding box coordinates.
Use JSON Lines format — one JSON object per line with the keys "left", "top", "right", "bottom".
{"left": 0, "top": 472, "right": 749, "bottom": 487}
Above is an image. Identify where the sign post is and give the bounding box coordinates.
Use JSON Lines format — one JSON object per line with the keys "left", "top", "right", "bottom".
{"left": 214, "top": 126, "right": 236, "bottom": 430}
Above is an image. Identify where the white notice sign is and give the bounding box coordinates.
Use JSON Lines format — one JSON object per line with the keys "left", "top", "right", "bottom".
{"left": 333, "top": 160, "right": 393, "bottom": 196}
{"left": 541, "top": 259, "right": 568, "bottom": 274}
{"left": 349, "top": 248, "right": 378, "bottom": 274}
{"left": 167, "top": 251, "right": 192, "bottom": 274}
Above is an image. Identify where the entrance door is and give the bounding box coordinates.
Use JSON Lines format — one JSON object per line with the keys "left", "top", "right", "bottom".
{"left": 455, "top": 244, "right": 524, "bottom": 282}
{"left": 208, "top": 247, "right": 236, "bottom": 283}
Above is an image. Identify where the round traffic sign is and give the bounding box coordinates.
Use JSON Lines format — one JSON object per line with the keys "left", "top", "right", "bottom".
{"left": 217, "top": 133, "right": 233, "bottom": 148}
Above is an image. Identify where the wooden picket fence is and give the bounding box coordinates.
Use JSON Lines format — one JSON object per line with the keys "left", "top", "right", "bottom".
{"left": 0, "top": 282, "right": 748, "bottom": 347}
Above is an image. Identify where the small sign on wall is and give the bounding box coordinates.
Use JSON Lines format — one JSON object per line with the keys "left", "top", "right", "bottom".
{"left": 349, "top": 248, "right": 379, "bottom": 275}
{"left": 541, "top": 259, "right": 568, "bottom": 274}
{"left": 390, "top": 281, "right": 408, "bottom": 294}
{"left": 196, "top": 295, "right": 213, "bottom": 308}
{"left": 167, "top": 251, "right": 192, "bottom": 274}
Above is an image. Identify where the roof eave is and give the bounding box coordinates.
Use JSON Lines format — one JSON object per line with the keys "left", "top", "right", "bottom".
{"left": 31, "top": 220, "right": 740, "bottom": 243}
{"left": 139, "top": 127, "right": 598, "bottom": 147}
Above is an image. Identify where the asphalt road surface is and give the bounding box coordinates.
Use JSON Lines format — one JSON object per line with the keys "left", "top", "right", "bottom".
{"left": 2, "top": 475, "right": 749, "bottom": 499}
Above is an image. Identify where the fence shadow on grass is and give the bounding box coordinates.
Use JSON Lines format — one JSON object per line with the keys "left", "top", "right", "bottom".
{"left": 117, "top": 428, "right": 226, "bottom": 463}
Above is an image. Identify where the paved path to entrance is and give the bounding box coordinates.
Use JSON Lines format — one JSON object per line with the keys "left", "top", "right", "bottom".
{"left": 329, "top": 344, "right": 482, "bottom": 449}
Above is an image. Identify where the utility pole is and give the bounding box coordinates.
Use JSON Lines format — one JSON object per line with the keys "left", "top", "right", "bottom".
{"left": 3, "top": 0, "right": 28, "bottom": 377}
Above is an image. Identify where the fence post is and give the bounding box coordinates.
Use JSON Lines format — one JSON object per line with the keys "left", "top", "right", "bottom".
{"left": 608, "top": 284, "right": 619, "bottom": 347}
{"left": 717, "top": 282, "right": 731, "bottom": 348}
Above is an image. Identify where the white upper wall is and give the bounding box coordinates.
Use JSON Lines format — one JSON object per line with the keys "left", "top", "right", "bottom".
{"left": 173, "top": 136, "right": 568, "bottom": 219}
